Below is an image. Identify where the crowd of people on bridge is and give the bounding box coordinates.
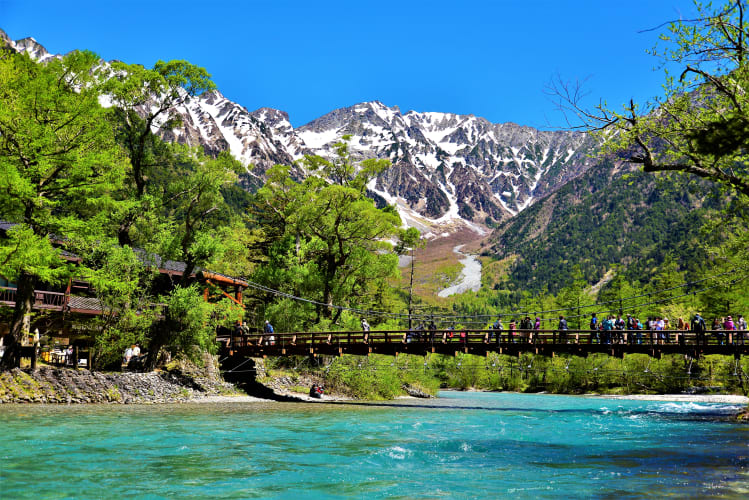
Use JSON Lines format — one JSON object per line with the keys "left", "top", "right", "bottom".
{"left": 480, "top": 312, "right": 748, "bottom": 346}
{"left": 402, "top": 312, "right": 748, "bottom": 346}
{"left": 224, "top": 312, "right": 747, "bottom": 348}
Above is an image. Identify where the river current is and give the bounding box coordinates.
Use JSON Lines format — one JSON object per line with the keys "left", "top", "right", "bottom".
{"left": 1, "top": 392, "right": 747, "bottom": 498}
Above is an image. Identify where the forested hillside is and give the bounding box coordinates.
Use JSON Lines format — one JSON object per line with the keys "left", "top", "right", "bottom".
{"left": 483, "top": 157, "right": 722, "bottom": 294}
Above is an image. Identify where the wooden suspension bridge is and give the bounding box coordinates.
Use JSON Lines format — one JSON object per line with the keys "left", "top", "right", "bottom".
{"left": 219, "top": 328, "right": 748, "bottom": 360}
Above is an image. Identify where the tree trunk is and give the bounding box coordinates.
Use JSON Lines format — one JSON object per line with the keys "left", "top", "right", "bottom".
{"left": 145, "top": 320, "right": 170, "bottom": 371}
{"left": 1, "top": 271, "right": 36, "bottom": 370}
{"left": 322, "top": 283, "right": 333, "bottom": 319}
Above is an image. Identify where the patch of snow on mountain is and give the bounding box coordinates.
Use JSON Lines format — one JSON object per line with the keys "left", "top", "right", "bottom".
{"left": 298, "top": 128, "right": 340, "bottom": 149}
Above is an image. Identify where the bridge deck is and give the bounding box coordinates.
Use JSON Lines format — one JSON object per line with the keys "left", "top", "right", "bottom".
{"left": 220, "top": 329, "right": 748, "bottom": 359}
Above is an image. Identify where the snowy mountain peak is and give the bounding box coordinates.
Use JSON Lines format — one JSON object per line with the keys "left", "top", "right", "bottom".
{"left": 10, "top": 35, "right": 58, "bottom": 63}
{"left": 3, "top": 29, "right": 598, "bottom": 236}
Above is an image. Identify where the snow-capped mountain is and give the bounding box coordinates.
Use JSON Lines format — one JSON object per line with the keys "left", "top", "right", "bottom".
{"left": 2, "top": 28, "right": 599, "bottom": 234}
{"left": 294, "top": 101, "right": 597, "bottom": 228}
{"left": 0, "top": 30, "right": 58, "bottom": 63}
{"left": 169, "top": 96, "right": 598, "bottom": 233}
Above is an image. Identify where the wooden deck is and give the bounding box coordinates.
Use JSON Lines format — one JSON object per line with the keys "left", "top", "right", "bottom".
{"left": 220, "top": 329, "right": 749, "bottom": 359}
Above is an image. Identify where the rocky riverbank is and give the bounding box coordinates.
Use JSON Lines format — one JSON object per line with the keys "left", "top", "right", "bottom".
{"left": 0, "top": 363, "right": 241, "bottom": 404}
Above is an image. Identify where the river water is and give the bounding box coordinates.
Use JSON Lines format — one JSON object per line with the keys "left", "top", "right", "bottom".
{"left": 1, "top": 392, "right": 747, "bottom": 498}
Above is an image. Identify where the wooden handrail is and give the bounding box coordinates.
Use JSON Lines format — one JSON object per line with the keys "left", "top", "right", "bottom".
{"left": 221, "top": 328, "right": 747, "bottom": 350}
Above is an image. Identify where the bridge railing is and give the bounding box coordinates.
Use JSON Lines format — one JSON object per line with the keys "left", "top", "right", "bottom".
{"left": 225, "top": 328, "right": 748, "bottom": 350}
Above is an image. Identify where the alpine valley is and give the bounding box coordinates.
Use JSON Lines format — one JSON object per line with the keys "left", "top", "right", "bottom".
{"left": 0, "top": 28, "right": 708, "bottom": 298}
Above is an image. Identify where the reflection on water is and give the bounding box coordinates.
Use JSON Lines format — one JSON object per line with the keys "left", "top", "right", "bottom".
{"left": 1, "top": 392, "right": 747, "bottom": 498}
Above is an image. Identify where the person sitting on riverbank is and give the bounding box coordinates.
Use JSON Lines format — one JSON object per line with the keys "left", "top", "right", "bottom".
{"left": 309, "top": 384, "right": 324, "bottom": 399}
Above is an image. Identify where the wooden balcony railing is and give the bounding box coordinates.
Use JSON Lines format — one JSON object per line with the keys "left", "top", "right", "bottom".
{"left": 1, "top": 286, "right": 71, "bottom": 312}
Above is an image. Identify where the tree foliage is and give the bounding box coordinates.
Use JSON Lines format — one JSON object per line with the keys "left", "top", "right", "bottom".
{"left": 0, "top": 47, "right": 127, "bottom": 367}
{"left": 553, "top": 0, "right": 749, "bottom": 196}
{"left": 250, "top": 137, "right": 409, "bottom": 326}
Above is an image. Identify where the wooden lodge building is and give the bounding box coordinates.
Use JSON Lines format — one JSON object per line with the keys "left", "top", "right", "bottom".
{"left": 0, "top": 221, "right": 248, "bottom": 357}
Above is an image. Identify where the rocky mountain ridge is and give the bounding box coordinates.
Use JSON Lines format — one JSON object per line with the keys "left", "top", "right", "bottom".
{"left": 1, "top": 28, "right": 600, "bottom": 237}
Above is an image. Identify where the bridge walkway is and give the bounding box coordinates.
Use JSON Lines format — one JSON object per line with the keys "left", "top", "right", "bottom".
{"left": 220, "top": 329, "right": 748, "bottom": 359}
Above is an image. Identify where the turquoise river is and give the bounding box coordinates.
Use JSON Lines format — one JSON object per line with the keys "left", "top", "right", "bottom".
{"left": 1, "top": 392, "right": 748, "bottom": 498}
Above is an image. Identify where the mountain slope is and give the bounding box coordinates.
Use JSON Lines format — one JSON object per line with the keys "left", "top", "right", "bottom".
{"left": 483, "top": 158, "right": 719, "bottom": 293}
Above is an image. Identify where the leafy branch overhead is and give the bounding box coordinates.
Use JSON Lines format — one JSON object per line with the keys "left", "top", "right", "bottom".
{"left": 549, "top": 0, "right": 749, "bottom": 197}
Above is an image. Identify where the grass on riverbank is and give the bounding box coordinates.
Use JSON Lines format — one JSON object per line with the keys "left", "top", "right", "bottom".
{"left": 265, "top": 354, "right": 441, "bottom": 400}
{"left": 264, "top": 352, "right": 749, "bottom": 399}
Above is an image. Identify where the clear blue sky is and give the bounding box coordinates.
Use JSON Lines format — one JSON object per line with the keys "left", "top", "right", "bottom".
{"left": 1, "top": 0, "right": 698, "bottom": 129}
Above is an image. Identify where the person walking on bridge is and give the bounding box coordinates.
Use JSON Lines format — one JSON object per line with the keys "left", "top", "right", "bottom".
{"left": 601, "top": 316, "right": 613, "bottom": 344}
{"left": 557, "top": 315, "right": 568, "bottom": 344}
{"left": 508, "top": 319, "right": 517, "bottom": 343}
{"left": 590, "top": 313, "right": 599, "bottom": 344}
{"left": 626, "top": 314, "right": 636, "bottom": 344}
{"left": 724, "top": 316, "right": 736, "bottom": 344}
{"left": 492, "top": 317, "right": 503, "bottom": 345}
{"left": 691, "top": 314, "right": 706, "bottom": 346}
{"left": 263, "top": 320, "right": 275, "bottom": 346}
{"left": 360, "top": 318, "right": 370, "bottom": 343}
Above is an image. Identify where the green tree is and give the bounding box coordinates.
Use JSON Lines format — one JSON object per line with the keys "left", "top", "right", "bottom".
{"left": 550, "top": 0, "right": 749, "bottom": 340}
{"left": 155, "top": 146, "right": 247, "bottom": 285}
{"left": 251, "top": 138, "right": 409, "bottom": 325}
{"left": 552, "top": 0, "right": 749, "bottom": 196}
{"left": 80, "top": 242, "right": 158, "bottom": 369}
{"left": 555, "top": 266, "right": 589, "bottom": 329}
{"left": 155, "top": 285, "right": 242, "bottom": 365}
{"left": 101, "top": 59, "right": 216, "bottom": 245}
{"left": 0, "top": 48, "right": 127, "bottom": 368}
